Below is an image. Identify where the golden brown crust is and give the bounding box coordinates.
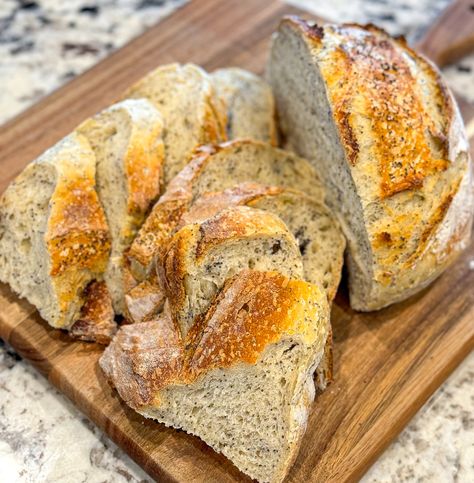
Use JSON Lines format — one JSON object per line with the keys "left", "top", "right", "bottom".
{"left": 100, "top": 270, "right": 327, "bottom": 409}
{"left": 126, "top": 145, "right": 217, "bottom": 279}
{"left": 158, "top": 224, "right": 192, "bottom": 321}
{"left": 324, "top": 24, "right": 450, "bottom": 197}
{"left": 69, "top": 281, "right": 116, "bottom": 344}
{"left": 125, "top": 115, "right": 165, "bottom": 216}
{"left": 194, "top": 206, "right": 290, "bottom": 260}
{"left": 283, "top": 17, "right": 454, "bottom": 198}
{"left": 46, "top": 136, "right": 110, "bottom": 277}
{"left": 184, "top": 271, "right": 322, "bottom": 377}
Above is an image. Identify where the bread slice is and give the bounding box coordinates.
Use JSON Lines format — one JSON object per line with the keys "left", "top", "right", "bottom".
{"left": 268, "top": 17, "right": 473, "bottom": 310}
{"left": 183, "top": 182, "right": 346, "bottom": 301}
{"left": 127, "top": 140, "right": 325, "bottom": 281}
{"left": 124, "top": 63, "right": 226, "bottom": 184}
{"left": 100, "top": 270, "right": 330, "bottom": 483}
{"left": 0, "top": 133, "right": 110, "bottom": 329}
{"left": 211, "top": 67, "right": 277, "bottom": 144}
{"left": 160, "top": 206, "right": 304, "bottom": 337}
{"left": 77, "top": 99, "right": 164, "bottom": 313}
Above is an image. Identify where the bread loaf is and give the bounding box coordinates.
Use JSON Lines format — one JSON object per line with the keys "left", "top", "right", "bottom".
{"left": 77, "top": 99, "right": 164, "bottom": 313}
{"left": 268, "top": 17, "right": 474, "bottom": 310}
{"left": 101, "top": 270, "right": 330, "bottom": 483}
{"left": 0, "top": 133, "right": 110, "bottom": 329}
{"left": 211, "top": 67, "right": 277, "bottom": 144}
{"left": 127, "top": 140, "right": 325, "bottom": 281}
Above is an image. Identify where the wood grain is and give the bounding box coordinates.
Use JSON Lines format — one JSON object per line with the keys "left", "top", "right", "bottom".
{"left": 416, "top": 0, "right": 474, "bottom": 67}
{"left": 0, "top": 0, "right": 473, "bottom": 482}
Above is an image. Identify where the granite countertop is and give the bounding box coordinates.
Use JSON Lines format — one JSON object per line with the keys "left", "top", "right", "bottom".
{"left": 0, "top": 1, "right": 473, "bottom": 482}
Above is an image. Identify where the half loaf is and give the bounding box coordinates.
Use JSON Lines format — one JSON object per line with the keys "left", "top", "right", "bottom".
{"left": 268, "top": 17, "right": 474, "bottom": 310}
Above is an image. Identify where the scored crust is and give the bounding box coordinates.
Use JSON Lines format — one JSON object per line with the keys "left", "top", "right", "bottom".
{"left": 46, "top": 133, "right": 111, "bottom": 328}
{"left": 159, "top": 206, "right": 303, "bottom": 335}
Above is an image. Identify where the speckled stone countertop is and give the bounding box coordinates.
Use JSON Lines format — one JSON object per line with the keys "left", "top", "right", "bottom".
{"left": 0, "top": 1, "right": 473, "bottom": 482}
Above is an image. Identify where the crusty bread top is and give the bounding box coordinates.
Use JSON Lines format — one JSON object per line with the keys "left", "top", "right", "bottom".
{"left": 100, "top": 270, "right": 327, "bottom": 410}
{"left": 45, "top": 133, "right": 110, "bottom": 278}
{"left": 277, "top": 17, "right": 473, "bottom": 288}
{"left": 280, "top": 17, "right": 459, "bottom": 195}
{"left": 160, "top": 206, "right": 302, "bottom": 327}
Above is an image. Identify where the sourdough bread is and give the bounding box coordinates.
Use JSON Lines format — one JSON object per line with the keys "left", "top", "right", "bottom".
{"left": 211, "top": 67, "right": 277, "bottom": 144}
{"left": 0, "top": 133, "right": 110, "bottom": 329}
{"left": 101, "top": 270, "right": 330, "bottom": 483}
{"left": 77, "top": 99, "right": 164, "bottom": 313}
{"left": 268, "top": 17, "right": 473, "bottom": 310}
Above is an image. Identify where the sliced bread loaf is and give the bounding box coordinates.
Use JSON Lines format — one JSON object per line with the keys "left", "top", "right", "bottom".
{"left": 100, "top": 270, "right": 330, "bottom": 483}
{"left": 124, "top": 63, "right": 226, "bottom": 184}
{"left": 160, "top": 206, "right": 304, "bottom": 337}
{"left": 268, "top": 17, "right": 473, "bottom": 310}
{"left": 127, "top": 140, "right": 325, "bottom": 281}
{"left": 211, "top": 67, "right": 277, "bottom": 144}
{"left": 77, "top": 99, "right": 164, "bottom": 313}
{"left": 0, "top": 133, "right": 110, "bottom": 329}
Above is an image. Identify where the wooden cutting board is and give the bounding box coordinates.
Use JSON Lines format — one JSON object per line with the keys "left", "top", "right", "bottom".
{"left": 0, "top": 0, "right": 473, "bottom": 482}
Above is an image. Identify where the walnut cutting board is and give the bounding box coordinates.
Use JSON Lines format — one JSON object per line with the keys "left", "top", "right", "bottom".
{"left": 0, "top": 0, "right": 473, "bottom": 482}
